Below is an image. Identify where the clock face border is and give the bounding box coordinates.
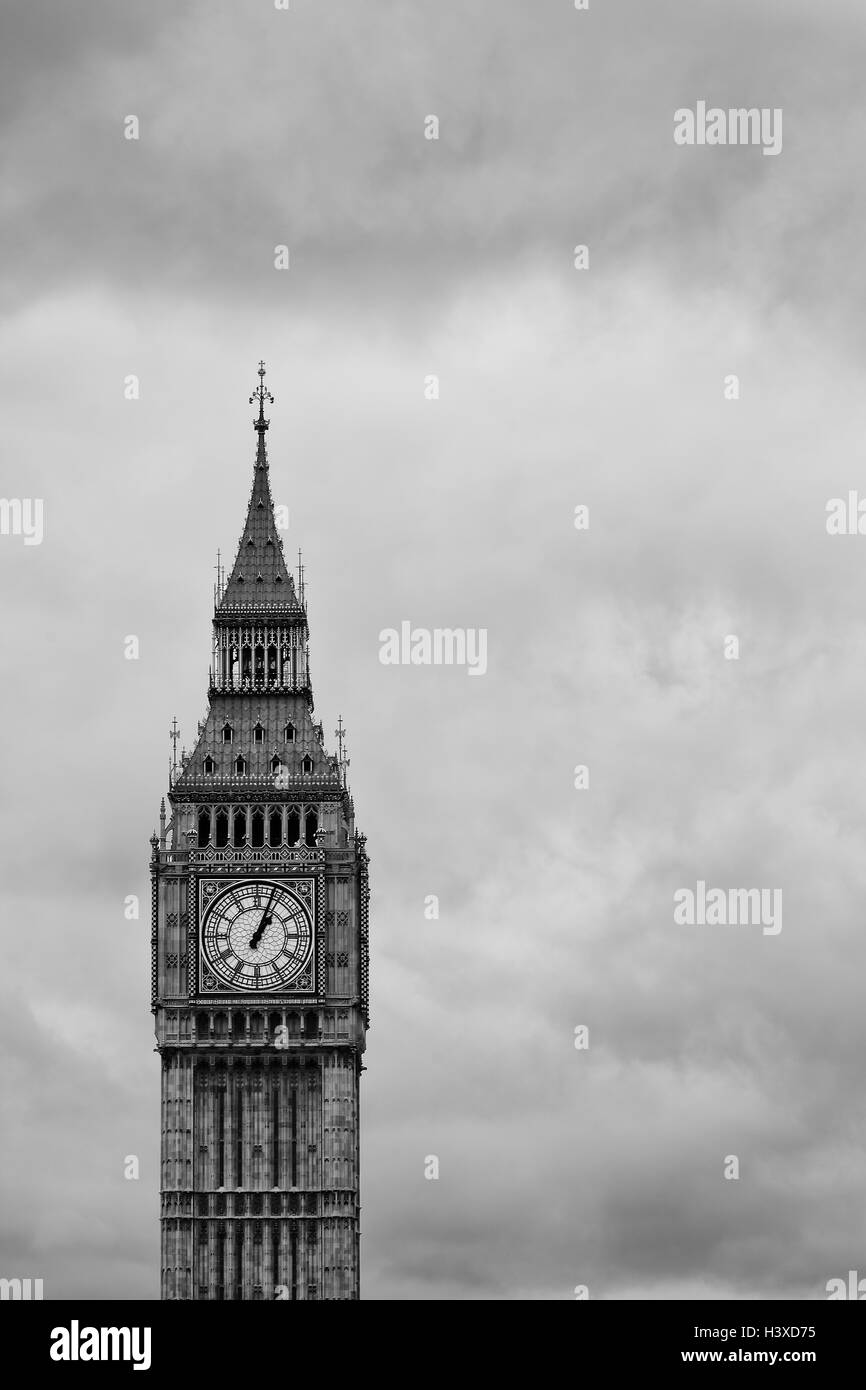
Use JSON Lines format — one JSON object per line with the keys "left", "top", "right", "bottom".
{"left": 190, "top": 872, "right": 321, "bottom": 1002}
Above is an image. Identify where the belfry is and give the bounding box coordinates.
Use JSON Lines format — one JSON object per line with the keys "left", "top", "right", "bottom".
{"left": 151, "top": 365, "right": 369, "bottom": 1300}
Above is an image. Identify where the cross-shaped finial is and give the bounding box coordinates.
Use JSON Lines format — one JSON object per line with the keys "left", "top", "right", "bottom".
{"left": 249, "top": 360, "right": 274, "bottom": 428}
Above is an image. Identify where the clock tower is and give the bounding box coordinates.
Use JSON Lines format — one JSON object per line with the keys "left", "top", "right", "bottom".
{"left": 151, "top": 365, "right": 369, "bottom": 1301}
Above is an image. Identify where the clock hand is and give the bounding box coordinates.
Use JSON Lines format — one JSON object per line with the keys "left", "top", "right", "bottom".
{"left": 249, "top": 888, "right": 277, "bottom": 948}
{"left": 248, "top": 915, "right": 272, "bottom": 948}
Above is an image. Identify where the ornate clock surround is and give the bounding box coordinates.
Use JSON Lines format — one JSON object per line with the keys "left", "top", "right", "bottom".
{"left": 187, "top": 861, "right": 326, "bottom": 1005}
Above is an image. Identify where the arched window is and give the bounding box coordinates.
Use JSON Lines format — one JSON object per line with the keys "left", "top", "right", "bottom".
{"left": 215, "top": 808, "right": 229, "bottom": 848}
{"left": 271, "top": 755, "right": 282, "bottom": 775}
{"left": 268, "top": 810, "right": 282, "bottom": 847}
{"left": 287, "top": 807, "right": 300, "bottom": 846}
{"left": 253, "top": 722, "right": 264, "bottom": 744}
{"left": 304, "top": 1010, "right": 318, "bottom": 1037}
{"left": 304, "top": 807, "right": 318, "bottom": 847}
{"left": 203, "top": 755, "right": 215, "bottom": 775}
{"left": 198, "top": 809, "right": 211, "bottom": 846}
{"left": 251, "top": 807, "right": 265, "bottom": 848}
{"left": 284, "top": 722, "right": 295, "bottom": 743}
{"left": 241, "top": 646, "right": 251, "bottom": 682}
{"left": 302, "top": 755, "right": 314, "bottom": 775}
{"left": 254, "top": 644, "right": 265, "bottom": 684}
{"left": 222, "top": 723, "right": 233, "bottom": 744}
{"left": 232, "top": 808, "right": 246, "bottom": 847}
{"left": 235, "top": 755, "right": 246, "bottom": 775}
{"left": 267, "top": 644, "right": 278, "bottom": 682}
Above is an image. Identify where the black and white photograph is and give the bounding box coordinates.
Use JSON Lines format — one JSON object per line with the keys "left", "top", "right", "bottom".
{"left": 1, "top": 0, "right": 865, "bottom": 1360}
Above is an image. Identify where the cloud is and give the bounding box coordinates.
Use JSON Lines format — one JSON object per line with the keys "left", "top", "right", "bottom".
{"left": 2, "top": 0, "right": 866, "bottom": 1301}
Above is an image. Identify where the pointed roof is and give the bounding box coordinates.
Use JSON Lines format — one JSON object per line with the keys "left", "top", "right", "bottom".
{"left": 217, "top": 362, "right": 301, "bottom": 615}
{"left": 172, "top": 692, "right": 341, "bottom": 795}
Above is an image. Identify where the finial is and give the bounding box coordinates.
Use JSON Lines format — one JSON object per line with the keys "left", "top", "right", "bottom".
{"left": 335, "top": 716, "right": 351, "bottom": 788}
{"left": 214, "top": 548, "right": 223, "bottom": 603}
{"left": 249, "top": 360, "right": 274, "bottom": 432}
{"left": 169, "top": 716, "right": 180, "bottom": 783}
{"left": 297, "top": 548, "right": 305, "bottom": 605}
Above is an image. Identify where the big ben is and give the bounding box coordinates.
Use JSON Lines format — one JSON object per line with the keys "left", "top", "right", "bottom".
{"left": 151, "top": 365, "right": 369, "bottom": 1300}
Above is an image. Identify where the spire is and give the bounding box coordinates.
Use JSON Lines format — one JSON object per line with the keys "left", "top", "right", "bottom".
{"left": 217, "top": 362, "right": 299, "bottom": 613}
{"left": 172, "top": 363, "right": 335, "bottom": 797}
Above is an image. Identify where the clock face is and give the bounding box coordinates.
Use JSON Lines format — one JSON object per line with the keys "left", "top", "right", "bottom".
{"left": 200, "top": 879, "right": 313, "bottom": 993}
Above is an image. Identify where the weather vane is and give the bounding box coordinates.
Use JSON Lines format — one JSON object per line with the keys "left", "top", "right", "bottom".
{"left": 249, "top": 359, "right": 274, "bottom": 428}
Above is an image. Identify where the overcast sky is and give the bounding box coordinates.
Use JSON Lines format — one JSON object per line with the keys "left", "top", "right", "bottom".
{"left": 2, "top": 0, "right": 866, "bottom": 1300}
